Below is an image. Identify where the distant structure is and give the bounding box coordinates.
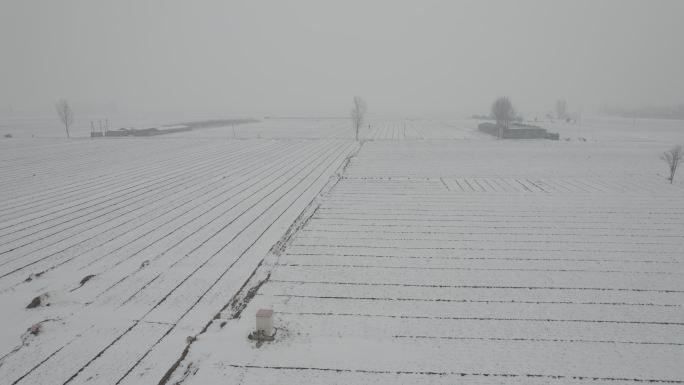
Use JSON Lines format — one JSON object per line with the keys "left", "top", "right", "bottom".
{"left": 92, "top": 119, "right": 257, "bottom": 138}
{"left": 103, "top": 126, "right": 190, "bottom": 137}
{"left": 90, "top": 120, "right": 109, "bottom": 137}
{"left": 478, "top": 122, "right": 559, "bottom": 140}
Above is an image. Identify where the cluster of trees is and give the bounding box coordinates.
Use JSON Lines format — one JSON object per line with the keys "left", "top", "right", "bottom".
{"left": 491, "top": 97, "right": 515, "bottom": 130}
{"left": 489, "top": 96, "right": 516, "bottom": 138}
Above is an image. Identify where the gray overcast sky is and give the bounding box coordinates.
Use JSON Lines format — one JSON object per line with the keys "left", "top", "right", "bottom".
{"left": 1, "top": 0, "right": 683, "bottom": 118}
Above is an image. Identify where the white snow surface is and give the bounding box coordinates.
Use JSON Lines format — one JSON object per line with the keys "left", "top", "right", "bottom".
{"left": 0, "top": 118, "right": 683, "bottom": 385}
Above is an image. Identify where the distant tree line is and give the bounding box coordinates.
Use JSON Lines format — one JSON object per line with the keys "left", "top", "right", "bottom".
{"left": 601, "top": 104, "right": 684, "bottom": 120}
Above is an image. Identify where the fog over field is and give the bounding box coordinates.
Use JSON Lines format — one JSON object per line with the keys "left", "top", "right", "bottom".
{"left": 1, "top": 0, "right": 683, "bottom": 118}
{"left": 1, "top": 1, "right": 683, "bottom": 385}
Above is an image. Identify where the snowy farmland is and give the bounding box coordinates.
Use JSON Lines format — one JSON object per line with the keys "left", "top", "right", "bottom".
{"left": 0, "top": 132, "right": 356, "bottom": 384}
{"left": 0, "top": 118, "right": 683, "bottom": 384}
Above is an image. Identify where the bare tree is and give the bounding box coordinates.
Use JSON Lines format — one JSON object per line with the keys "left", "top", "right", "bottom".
{"left": 351, "top": 96, "right": 367, "bottom": 141}
{"left": 55, "top": 99, "right": 74, "bottom": 138}
{"left": 556, "top": 99, "right": 567, "bottom": 119}
{"left": 491, "top": 97, "right": 515, "bottom": 138}
{"left": 661, "top": 145, "right": 682, "bottom": 184}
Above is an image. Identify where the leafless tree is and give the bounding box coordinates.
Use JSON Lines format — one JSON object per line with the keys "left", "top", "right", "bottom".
{"left": 556, "top": 99, "right": 567, "bottom": 119}
{"left": 55, "top": 99, "right": 74, "bottom": 138}
{"left": 661, "top": 145, "right": 682, "bottom": 184}
{"left": 491, "top": 97, "right": 515, "bottom": 138}
{"left": 351, "top": 96, "right": 367, "bottom": 141}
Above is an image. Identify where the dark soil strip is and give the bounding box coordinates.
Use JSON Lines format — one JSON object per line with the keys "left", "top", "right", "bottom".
{"left": 292, "top": 243, "right": 683, "bottom": 255}
{"left": 279, "top": 311, "right": 684, "bottom": 326}
{"left": 295, "top": 234, "right": 681, "bottom": 247}
{"left": 301, "top": 227, "right": 684, "bottom": 239}
{"left": 265, "top": 293, "right": 679, "bottom": 308}
{"left": 276, "top": 262, "right": 679, "bottom": 276}
{"left": 286, "top": 252, "right": 680, "bottom": 265}
{"left": 224, "top": 364, "right": 684, "bottom": 383}
{"left": 305, "top": 221, "right": 677, "bottom": 232}
{"left": 393, "top": 335, "right": 684, "bottom": 346}
{"left": 269, "top": 279, "right": 684, "bottom": 294}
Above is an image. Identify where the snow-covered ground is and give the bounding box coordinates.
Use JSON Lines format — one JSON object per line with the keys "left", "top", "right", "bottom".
{"left": 0, "top": 133, "right": 356, "bottom": 384}
{"left": 169, "top": 118, "right": 353, "bottom": 139}
{"left": 0, "top": 117, "right": 682, "bottom": 384}
{"left": 0, "top": 115, "right": 351, "bottom": 139}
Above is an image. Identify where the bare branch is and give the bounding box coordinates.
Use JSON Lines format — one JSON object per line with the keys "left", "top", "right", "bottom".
{"left": 556, "top": 99, "right": 567, "bottom": 120}
{"left": 661, "top": 145, "right": 682, "bottom": 184}
{"left": 351, "top": 96, "right": 367, "bottom": 141}
{"left": 55, "top": 98, "right": 74, "bottom": 138}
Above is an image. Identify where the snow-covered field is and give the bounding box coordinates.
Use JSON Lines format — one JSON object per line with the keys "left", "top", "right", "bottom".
{"left": 0, "top": 115, "right": 352, "bottom": 139}
{"left": 0, "top": 118, "right": 682, "bottom": 384}
{"left": 0, "top": 133, "right": 356, "bottom": 384}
